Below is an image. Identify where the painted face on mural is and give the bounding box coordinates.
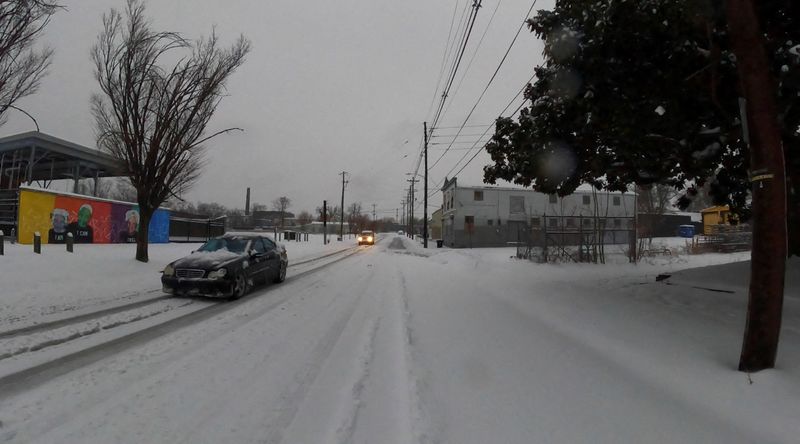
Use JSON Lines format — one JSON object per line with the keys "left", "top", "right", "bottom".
{"left": 77, "top": 205, "right": 92, "bottom": 227}
{"left": 126, "top": 210, "right": 139, "bottom": 234}
{"left": 51, "top": 209, "right": 68, "bottom": 233}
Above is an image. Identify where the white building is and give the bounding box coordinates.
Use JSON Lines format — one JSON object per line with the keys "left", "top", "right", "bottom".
{"left": 441, "top": 177, "right": 636, "bottom": 248}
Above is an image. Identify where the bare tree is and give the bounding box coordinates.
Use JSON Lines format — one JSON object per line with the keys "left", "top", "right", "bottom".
{"left": 296, "top": 210, "right": 312, "bottom": 226}
{"left": 316, "top": 205, "right": 339, "bottom": 223}
{"left": 92, "top": 0, "right": 250, "bottom": 261}
{"left": 196, "top": 201, "right": 227, "bottom": 218}
{"left": 0, "top": 1, "right": 60, "bottom": 126}
{"left": 271, "top": 196, "right": 291, "bottom": 228}
{"left": 347, "top": 202, "right": 362, "bottom": 234}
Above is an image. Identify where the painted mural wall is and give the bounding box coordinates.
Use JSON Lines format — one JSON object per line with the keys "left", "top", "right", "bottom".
{"left": 17, "top": 188, "right": 170, "bottom": 245}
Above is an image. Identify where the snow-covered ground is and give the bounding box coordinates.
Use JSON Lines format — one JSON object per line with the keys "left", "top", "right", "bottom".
{"left": 0, "top": 235, "right": 797, "bottom": 443}
{"left": 0, "top": 234, "right": 356, "bottom": 329}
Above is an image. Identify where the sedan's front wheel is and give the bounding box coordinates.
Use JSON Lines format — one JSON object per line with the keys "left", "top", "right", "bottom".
{"left": 273, "top": 262, "right": 287, "bottom": 283}
{"left": 230, "top": 272, "right": 248, "bottom": 300}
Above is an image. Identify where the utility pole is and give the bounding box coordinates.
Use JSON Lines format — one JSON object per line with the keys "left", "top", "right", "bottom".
{"left": 726, "top": 0, "right": 787, "bottom": 372}
{"left": 372, "top": 203, "right": 377, "bottom": 221}
{"left": 323, "top": 200, "right": 328, "bottom": 245}
{"left": 339, "top": 171, "right": 348, "bottom": 241}
{"left": 423, "top": 122, "right": 429, "bottom": 248}
{"left": 401, "top": 199, "right": 406, "bottom": 228}
{"left": 407, "top": 177, "right": 418, "bottom": 239}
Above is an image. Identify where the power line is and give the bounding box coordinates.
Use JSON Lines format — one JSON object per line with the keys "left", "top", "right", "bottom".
{"left": 426, "top": 0, "right": 467, "bottom": 120}
{"left": 430, "top": 132, "right": 494, "bottom": 138}
{"left": 430, "top": 0, "right": 539, "bottom": 171}
{"left": 426, "top": 74, "right": 535, "bottom": 201}
{"left": 441, "top": 0, "right": 504, "bottom": 121}
{"left": 416, "top": 1, "right": 484, "bottom": 179}
{"left": 432, "top": 123, "right": 494, "bottom": 130}
{"left": 431, "top": 73, "right": 534, "bottom": 194}
{"left": 428, "top": 0, "right": 483, "bottom": 138}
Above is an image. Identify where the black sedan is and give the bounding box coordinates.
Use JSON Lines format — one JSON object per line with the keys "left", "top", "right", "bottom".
{"left": 161, "top": 234, "right": 288, "bottom": 300}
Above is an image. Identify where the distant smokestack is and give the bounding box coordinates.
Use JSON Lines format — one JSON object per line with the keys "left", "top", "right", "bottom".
{"left": 245, "top": 187, "right": 251, "bottom": 216}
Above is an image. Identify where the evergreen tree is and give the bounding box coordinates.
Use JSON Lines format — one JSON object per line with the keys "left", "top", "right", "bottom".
{"left": 483, "top": 0, "right": 799, "bottom": 254}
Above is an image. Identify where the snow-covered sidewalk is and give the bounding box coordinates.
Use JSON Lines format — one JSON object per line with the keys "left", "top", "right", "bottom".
{"left": 0, "top": 234, "right": 356, "bottom": 329}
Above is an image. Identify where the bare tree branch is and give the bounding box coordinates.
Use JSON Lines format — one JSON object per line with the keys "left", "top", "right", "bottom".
{"left": 92, "top": 0, "right": 251, "bottom": 262}
{"left": 0, "top": 0, "right": 61, "bottom": 125}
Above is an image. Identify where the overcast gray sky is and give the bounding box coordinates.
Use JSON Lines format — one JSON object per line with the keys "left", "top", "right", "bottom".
{"left": 4, "top": 0, "right": 553, "bottom": 218}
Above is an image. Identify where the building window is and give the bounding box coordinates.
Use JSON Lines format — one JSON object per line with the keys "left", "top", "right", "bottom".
{"left": 566, "top": 218, "right": 575, "bottom": 228}
{"left": 510, "top": 196, "right": 525, "bottom": 213}
{"left": 549, "top": 194, "right": 558, "bottom": 204}
{"left": 599, "top": 218, "right": 607, "bottom": 228}
{"left": 583, "top": 218, "right": 592, "bottom": 226}
{"left": 613, "top": 196, "right": 621, "bottom": 206}
{"left": 497, "top": 219, "right": 501, "bottom": 226}
{"left": 531, "top": 217, "right": 541, "bottom": 227}
{"left": 548, "top": 218, "right": 558, "bottom": 228}
{"left": 582, "top": 195, "right": 591, "bottom": 205}
{"left": 474, "top": 191, "right": 483, "bottom": 201}
{"left": 614, "top": 219, "right": 622, "bottom": 228}
{"left": 487, "top": 219, "right": 493, "bottom": 226}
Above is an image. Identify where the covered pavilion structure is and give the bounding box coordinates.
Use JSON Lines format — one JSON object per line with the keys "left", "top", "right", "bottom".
{"left": 0, "top": 131, "right": 125, "bottom": 235}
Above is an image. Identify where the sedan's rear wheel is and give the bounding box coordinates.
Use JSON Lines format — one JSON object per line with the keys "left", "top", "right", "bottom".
{"left": 230, "top": 272, "right": 248, "bottom": 300}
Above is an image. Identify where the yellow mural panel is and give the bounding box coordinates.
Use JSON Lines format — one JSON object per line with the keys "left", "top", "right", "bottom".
{"left": 18, "top": 190, "right": 56, "bottom": 244}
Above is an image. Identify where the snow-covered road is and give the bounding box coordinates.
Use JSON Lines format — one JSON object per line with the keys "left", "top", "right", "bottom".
{"left": 1, "top": 235, "right": 798, "bottom": 443}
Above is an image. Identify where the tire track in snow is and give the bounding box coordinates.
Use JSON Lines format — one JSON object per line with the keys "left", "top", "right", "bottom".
{"left": 0, "top": 246, "right": 360, "bottom": 341}
{"left": 334, "top": 316, "right": 381, "bottom": 444}
{"left": 0, "top": 248, "right": 364, "bottom": 399}
{"left": 397, "top": 269, "right": 436, "bottom": 444}
{"left": 261, "top": 276, "right": 370, "bottom": 444}
{"left": 0, "top": 292, "right": 170, "bottom": 339}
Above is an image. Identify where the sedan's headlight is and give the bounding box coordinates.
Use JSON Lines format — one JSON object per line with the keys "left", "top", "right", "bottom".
{"left": 163, "top": 264, "right": 175, "bottom": 276}
{"left": 367, "top": 236, "right": 373, "bottom": 242}
{"left": 208, "top": 269, "right": 227, "bottom": 280}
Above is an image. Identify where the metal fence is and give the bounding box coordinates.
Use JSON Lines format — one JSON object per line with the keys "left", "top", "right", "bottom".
{"left": 169, "top": 216, "right": 226, "bottom": 242}
{"left": 512, "top": 215, "right": 636, "bottom": 263}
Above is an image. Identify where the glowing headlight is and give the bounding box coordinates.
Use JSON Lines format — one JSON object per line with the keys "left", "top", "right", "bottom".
{"left": 163, "top": 264, "right": 175, "bottom": 276}
{"left": 367, "top": 236, "right": 373, "bottom": 242}
{"left": 358, "top": 237, "right": 363, "bottom": 241}
{"left": 208, "top": 269, "right": 227, "bottom": 280}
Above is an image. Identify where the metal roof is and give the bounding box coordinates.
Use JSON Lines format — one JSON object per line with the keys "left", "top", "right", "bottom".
{"left": 0, "top": 131, "right": 124, "bottom": 183}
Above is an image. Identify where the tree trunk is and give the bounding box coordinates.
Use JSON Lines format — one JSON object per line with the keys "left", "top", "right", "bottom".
{"left": 726, "top": 0, "right": 788, "bottom": 372}
{"left": 788, "top": 166, "right": 800, "bottom": 256}
{"left": 136, "top": 209, "right": 152, "bottom": 263}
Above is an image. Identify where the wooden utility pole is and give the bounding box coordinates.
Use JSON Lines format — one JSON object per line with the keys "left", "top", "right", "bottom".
{"left": 407, "top": 177, "right": 418, "bottom": 238}
{"left": 726, "top": 0, "right": 787, "bottom": 372}
{"left": 339, "top": 171, "right": 348, "bottom": 240}
{"left": 323, "top": 200, "right": 328, "bottom": 245}
{"left": 423, "top": 122, "right": 429, "bottom": 248}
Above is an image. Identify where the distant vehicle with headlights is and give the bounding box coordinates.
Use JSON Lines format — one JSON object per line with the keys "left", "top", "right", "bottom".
{"left": 357, "top": 230, "right": 375, "bottom": 246}
{"left": 161, "top": 234, "right": 288, "bottom": 300}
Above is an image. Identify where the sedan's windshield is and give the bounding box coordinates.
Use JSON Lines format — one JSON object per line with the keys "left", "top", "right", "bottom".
{"left": 197, "top": 238, "right": 248, "bottom": 253}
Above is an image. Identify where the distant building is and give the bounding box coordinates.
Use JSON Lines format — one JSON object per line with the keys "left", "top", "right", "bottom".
{"left": 294, "top": 221, "right": 350, "bottom": 234}
{"left": 701, "top": 205, "right": 737, "bottom": 235}
{"left": 228, "top": 210, "right": 296, "bottom": 230}
{"left": 441, "top": 177, "right": 636, "bottom": 248}
{"left": 429, "top": 208, "right": 443, "bottom": 240}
